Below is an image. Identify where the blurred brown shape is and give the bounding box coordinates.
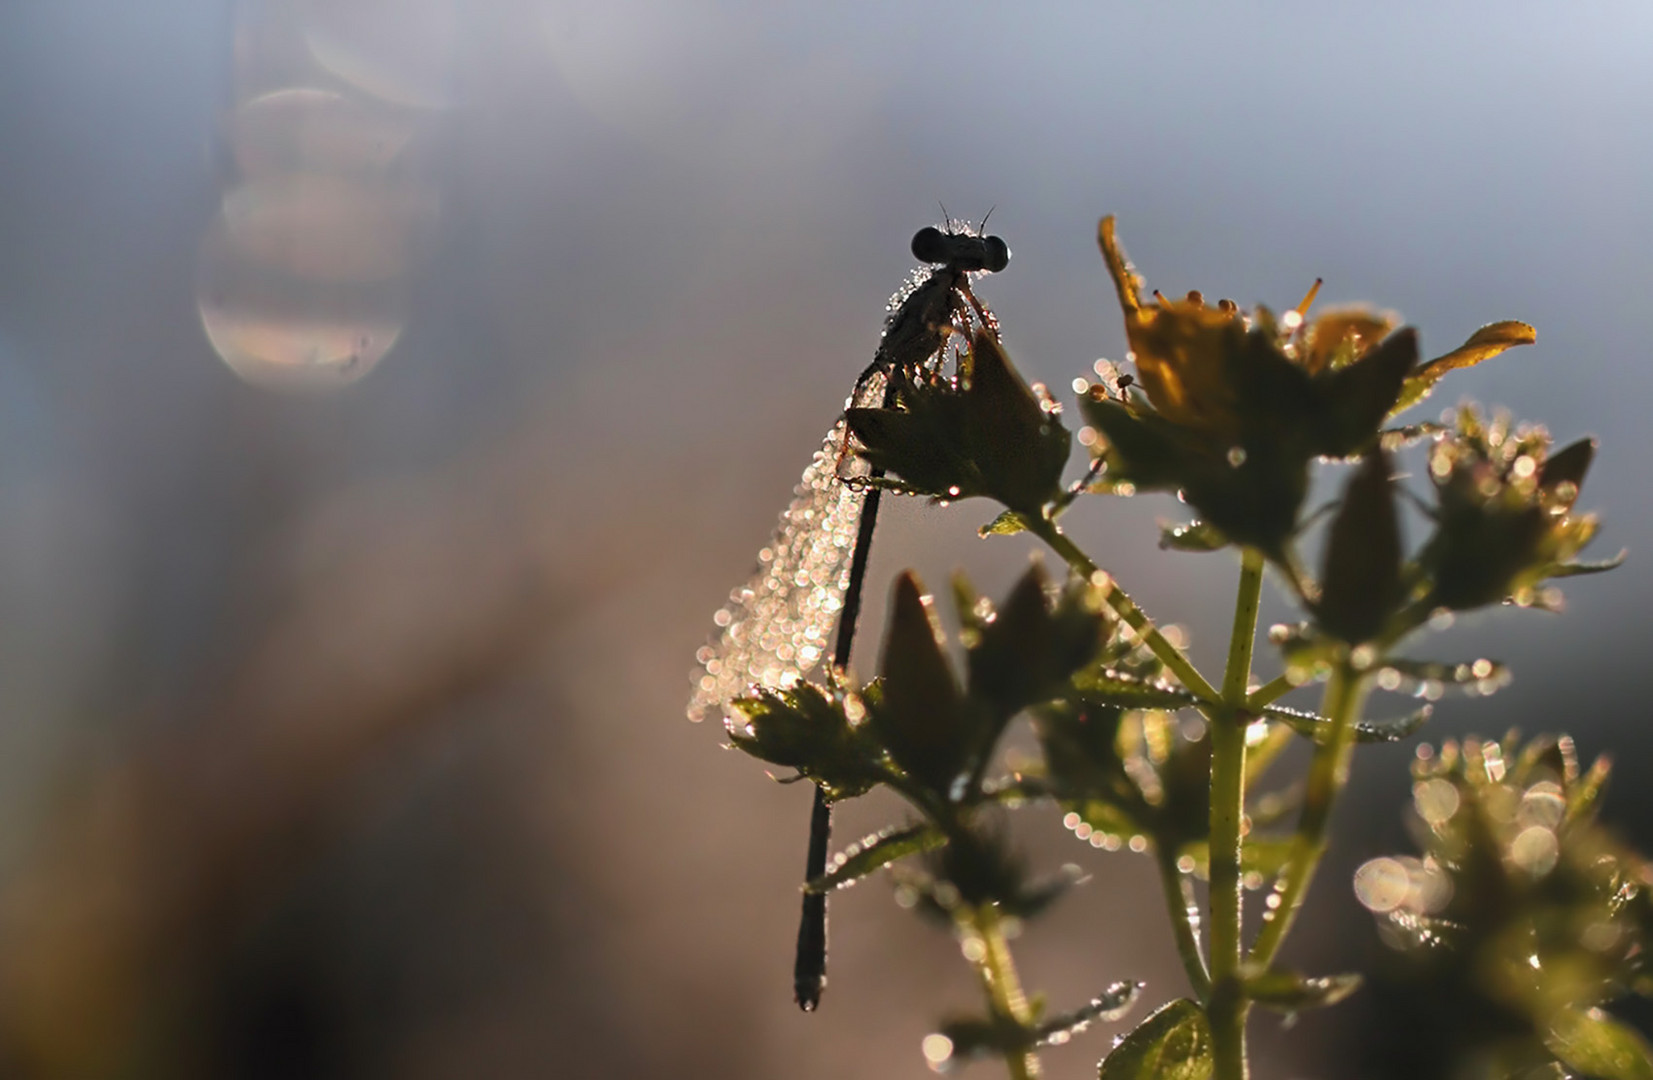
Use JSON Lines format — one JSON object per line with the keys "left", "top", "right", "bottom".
{"left": 0, "top": 481, "right": 575, "bottom": 1078}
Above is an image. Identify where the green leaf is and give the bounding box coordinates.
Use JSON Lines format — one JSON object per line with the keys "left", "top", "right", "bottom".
{"left": 970, "top": 564, "right": 1108, "bottom": 720}
{"left": 981, "top": 509, "right": 1033, "bottom": 536}
{"left": 872, "top": 572, "right": 973, "bottom": 793}
{"left": 1313, "top": 449, "right": 1403, "bottom": 643}
{"left": 1159, "top": 520, "right": 1229, "bottom": 553}
{"left": 846, "top": 331, "right": 1071, "bottom": 516}
{"left": 1545, "top": 1007, "right": 1653, "bottom": 1080}
{"left": 807, "top": 822, "right": 945, "bottom": 893}
{"left": 1549, "top": 551, "right": 1628, "bottom": 578}
{"left": 1393, "top": 320, "right": 1536, "bottom": 414}
{"left": 962, "top": 329, "right": 1075, "bottom": 515}
{"left": 1079, "top": 394, "right": 1205, "bottom": 492}
{"left": 1035, "top": 982, "right": 1143, "bottom": 1047}
{"left": 1244, "top": 969, "right": 1362, "bottom": 1014}
{"left": 1072, "top": 667, "right": 1201, "bottom": 711}
{"left": 1377, "top": 420, "right": 1447, "bottom": 450}
{"left": 1313, "top": 330, "right": 1419, "bottom": 457}
{"left": 1540, "top": 436, "right": 1596, "bottom": 493}
{"left": 1098, "top": 998, "right": 1213, "bottom": 1080}
{"left": 1266, "top": 702, "right": 1431, "bottom": 744}
{"left": 725, "top": 682, "right": 883, "bottom": 800}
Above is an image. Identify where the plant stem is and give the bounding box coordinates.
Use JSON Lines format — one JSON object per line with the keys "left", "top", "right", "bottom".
{"left": 1221, "top": 549, "right": 1264, "bottom": 707}
{"left": 1207, "top": 548, "right": 1264, "bottom": 1080}
{"left": 1247, "top": 656, "right": 1368, "bottom": 968}
{"left": 1028, "top": 518, "right": 1219, "bottom": 703}
{"left": 1155, "top": 844, "right": 1211, "bottom": 998}
{"left": 1246, "top": 673, "right": 1298, "bottom": 710}
{"left": 969, "top": 903, "right": 1042, "bottom": 1080}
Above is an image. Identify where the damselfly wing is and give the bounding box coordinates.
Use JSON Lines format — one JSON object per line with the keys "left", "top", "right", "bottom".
{"left": 687, "top": 221, "right": 1009, "bottom": 1009}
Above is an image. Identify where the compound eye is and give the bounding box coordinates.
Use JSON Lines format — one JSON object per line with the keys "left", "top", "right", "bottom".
{"left": 982, "top": 235, "right": 1010, "bottom": 273}
{"left": 910, "top": 226, "right": 948, "bottom": 263}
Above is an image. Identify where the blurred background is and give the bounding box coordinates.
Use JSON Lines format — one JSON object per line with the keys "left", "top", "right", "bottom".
{"left": 0, "top": 2, "right": 1649, "bottom": 1077}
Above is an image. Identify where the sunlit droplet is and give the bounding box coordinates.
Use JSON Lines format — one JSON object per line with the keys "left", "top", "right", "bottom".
{"left": 922, "top": 1033, "right": 955, "bottom": 1070}
{"left": 1518, "top": 782, "right": 1566, "bottom": 830}
{"left": 1510, "top": 826, "right": 1559, "bottom": 876}
{"left": 1414, "top": 778, "right": 1461, "bottom": 826}
{"left": 1354, "top": 857, "right": 1411, "bottom": 913}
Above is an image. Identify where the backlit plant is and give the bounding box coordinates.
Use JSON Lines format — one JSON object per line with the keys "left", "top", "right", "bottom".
{"left": 704, "top": 216, "right": 1634, "bottom": 1079}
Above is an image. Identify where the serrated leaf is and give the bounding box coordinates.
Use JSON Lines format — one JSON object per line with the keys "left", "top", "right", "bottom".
{"left": 1245, "top": 969, "right": 1361, "bottom": 1013}
{"left": 807, "top": 822, "right": 945, "bottom": 893}
{"left": 1072, "top": 668, "right": 1201, "bottom": 711}
{"left": 1097, "top": 998, "right": 1213, "bottom": 1080}
{"left": 1159, "top": 520, "right": 1229, "bottom": 552}
{"left": 1035, "top": 982, "right": 1143, "bottom": 1046}
{"left": 1393, "top": 320, "right": 1536, "bottom": 414}
{"left": 1545, "top": 1006, "right": 1653, "bottom": 1080}
{"left": 1266, "top": 702, "right": 1431, "bottom": 744}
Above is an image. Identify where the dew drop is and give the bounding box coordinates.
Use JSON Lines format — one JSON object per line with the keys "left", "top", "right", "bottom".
{"left": 922, "top": 1033, "right": 955, "bottom": 1070}
{"left": 1413, "top": 778, "right": 1460, "bottom": 825}
{"left": 1354, "top": 857, "right": 1411, "bottom": 913}
{"left": 1510, "top": 826, "right": 1559, "bottom": 876}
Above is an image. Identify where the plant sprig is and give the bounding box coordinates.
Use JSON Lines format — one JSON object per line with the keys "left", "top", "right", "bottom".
{"left": 706, "top": 214, "right": 1632, "bottom": 1080}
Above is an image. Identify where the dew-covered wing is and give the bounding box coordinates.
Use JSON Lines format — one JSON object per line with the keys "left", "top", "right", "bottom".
{"left": 687, "top": 378, "right": 885, "bottom": 723}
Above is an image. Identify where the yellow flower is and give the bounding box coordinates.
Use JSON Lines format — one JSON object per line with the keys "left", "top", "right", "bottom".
{"left": 1098, "top": 216, "right": 1248, "bottom": 439}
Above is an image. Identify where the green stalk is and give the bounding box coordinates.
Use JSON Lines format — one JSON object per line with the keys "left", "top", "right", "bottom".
{"left": 1247, "top": 656, "right": 1368, "bottom": 968}
{"left": 968, "top": 903, "right": 1042, "bottom": 1080}
{"left": 1155, "top": 844, "right": 1211, "bottom": 998}
{"left": 1245, "top": 673, "right": 1298, "bottom": 710}
{"left": 1028, "top": 518, "right": 1220, "bottom": 703}
{"left": 1208, "top": 548, "right": 1264, "bottom": 1080}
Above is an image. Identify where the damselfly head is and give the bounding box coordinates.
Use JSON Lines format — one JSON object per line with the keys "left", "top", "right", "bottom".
{"left": 910, "top": 226, "right": 1010, "bottom": 275}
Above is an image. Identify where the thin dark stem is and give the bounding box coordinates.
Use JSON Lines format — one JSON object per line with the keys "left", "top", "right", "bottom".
{"left": 795, "top": 381, "right": 896, "bottom": 1010}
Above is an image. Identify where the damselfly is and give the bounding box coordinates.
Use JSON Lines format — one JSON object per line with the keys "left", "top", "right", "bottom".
{"left": 687, "top": 219, "right": 1009, "bottom": 1010}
